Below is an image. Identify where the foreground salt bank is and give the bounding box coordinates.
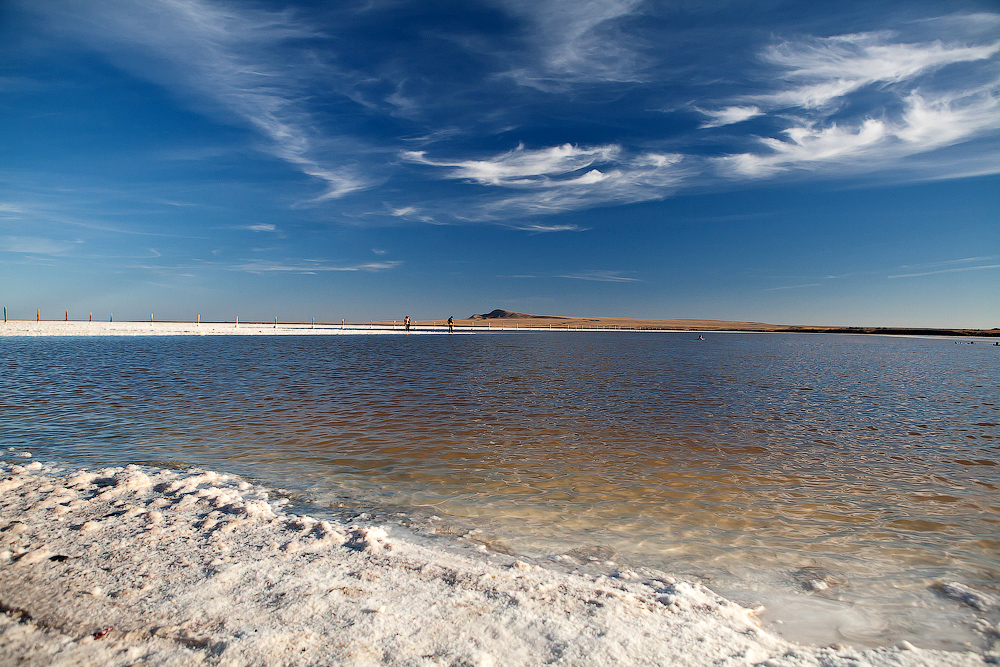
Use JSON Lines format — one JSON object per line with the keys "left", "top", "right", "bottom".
{"left": 1, "top": 459, "right": 991, "bottom": 667}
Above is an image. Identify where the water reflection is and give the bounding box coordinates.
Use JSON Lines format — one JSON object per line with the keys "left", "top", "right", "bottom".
{"left": 1, "top": 332, "right": 998, "bottom": 649}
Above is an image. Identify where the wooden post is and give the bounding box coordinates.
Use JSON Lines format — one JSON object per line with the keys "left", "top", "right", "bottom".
{"left": 311, "top": 317, "right": 315, "bottom": 330}
{"left": 37, "top": 309, "right": 40, "bottom": 322}
{"left": 65, "top": 310, "right": 68, "bottom": 321}
{"left": 110, "top": 313, "right": 113, "bottom": 322}
{"left": 274, "top": 317, "right": 277, "bottom": 329}
{"left": 89, "top": 312, "right": 92, "bottom": 322}
{"left": 197, "top": 314, "right": 200, "bottom": 326}
{"left": 3, "top": 306, "right": 6, "bottom": 323}
{"left": 342, "top": 319, "right": 345, "bottom": 330}
{"left": 235, "top": 315, "right": 239, "bottom": 329}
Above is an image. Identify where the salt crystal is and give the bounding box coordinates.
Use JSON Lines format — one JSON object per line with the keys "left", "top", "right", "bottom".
{"left": 936, "top": 581, "right": 998, "bottom": 611}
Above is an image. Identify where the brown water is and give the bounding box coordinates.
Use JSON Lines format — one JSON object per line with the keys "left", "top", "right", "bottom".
{"left": 2, "top": 332, "right": 998, "bottom": 650}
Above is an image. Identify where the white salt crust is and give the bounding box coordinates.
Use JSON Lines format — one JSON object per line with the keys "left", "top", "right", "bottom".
{"left": 2, "top": 321, "right": 459, "bottom": 336}
{"left": 0, "top": 460, "right": 994, "bottom": 667}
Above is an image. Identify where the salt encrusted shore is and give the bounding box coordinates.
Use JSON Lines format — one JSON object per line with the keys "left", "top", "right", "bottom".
{"left": 0, "top": 321, "right": 432, "bottom": 336}
{"left": 0, "top": 459, "right": 993, "bottom": 667}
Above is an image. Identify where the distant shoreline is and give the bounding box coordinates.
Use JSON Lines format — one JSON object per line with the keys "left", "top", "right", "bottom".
{"left": 1, "top": 317, "right": 997, "bottom": 338}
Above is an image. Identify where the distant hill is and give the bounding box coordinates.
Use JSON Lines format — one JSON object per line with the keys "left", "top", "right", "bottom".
{"left": 469, "top": 309, "right": 552, "bottom": 320}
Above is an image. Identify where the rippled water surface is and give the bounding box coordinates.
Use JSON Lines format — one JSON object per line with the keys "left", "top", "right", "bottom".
{"left": 2, "top": 332, "right": 998, "bottom": 649}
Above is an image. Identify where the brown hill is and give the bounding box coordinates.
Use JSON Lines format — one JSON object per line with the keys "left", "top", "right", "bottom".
{"left": 469, "top": 309, "right": 557, "bottom": 320}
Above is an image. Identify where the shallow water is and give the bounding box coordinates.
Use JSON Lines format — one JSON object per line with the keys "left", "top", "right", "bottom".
{"left": 2, "top": 332, "right": 998, "bottom": 649}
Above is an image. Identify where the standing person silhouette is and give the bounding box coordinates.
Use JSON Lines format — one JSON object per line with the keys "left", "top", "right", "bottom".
{"left": 447, "top": 316, "right": 454, "bottom": 334}
{"left": 404, "top": 315, "right": 410, "bottom": 332}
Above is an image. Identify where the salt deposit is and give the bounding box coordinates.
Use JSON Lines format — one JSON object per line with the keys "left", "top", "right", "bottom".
{"left": 1, "top": 459, "right": 994, "bottom": 666}
{"left": 0, "top": 320, "right": 422, "bottom": 336}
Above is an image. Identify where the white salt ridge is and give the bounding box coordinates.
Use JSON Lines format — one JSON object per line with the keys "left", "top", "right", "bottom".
{"left": 0, "top": 460, "right": 994, "bottom": 667}
{"left": 0, "top": 321, "right": 453, "bottom": 336}
{"left": 936, "top": 583, "right": 999, "bottom": 613}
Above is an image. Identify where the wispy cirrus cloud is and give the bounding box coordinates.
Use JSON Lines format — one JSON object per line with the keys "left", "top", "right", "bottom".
{"left": 500, "top": 269, "right": 639, "bottom": 281}
{"left": 507, "top": 222, "right": 588, "bottom": 233}
{"left": 764, "top": 282, "right": 823, "bottom": 291}
{"left": 719, "top": 89, "right": 1000, "bottom": 178}
{"left": 14, "top": 2, "right": 1000, "bottom": 234}
{"left": 895, "top": 90, "right": 1000, "bottom": 150}
{"left": 714, "top": 22, "right": 1000, "bottom": 179}
{"left": 233, "top": 259, "right": 401, "bottom": 275}
{"left": 403, "top": 143, "right": 620, "bottom": 188}
{"left": 405, "top": 144, "right": 686, "bottom": 221}
{"left": 720, "top": 118, "right": 889, "bottom": 177}
{"left": 233, "top": 223, "right": 278, "bottom": 233}
{"left": 557, "top": 269, "right": 639, "bottom": 282}
{"left": 496, "top": 0, "right": 644, "bottom": 88}
{"left": 755, "top": 33, "right": 999, "bottom": 110}
{"left": 0, "top": 236, "right": 80, "bottom": 255}
{"left": 888, "top": 255, "right": 1000, "bottom": 279}
{"left": 888, "top": 264, "right": 1000, "bottom": 279}
{"left": 388, "top": 206, "right": 419, "bottom": 217}
{"left": 405, "top": 15, "right": 1000, "bottom": 224}
{"left": 0, "top": 202, "right": 26, "bottom": 215}
{"left": 697, "top": 105, "right": 763, "bottom": 128}
{"left": 26, "top": 0, "right": 369, "bottom": 202}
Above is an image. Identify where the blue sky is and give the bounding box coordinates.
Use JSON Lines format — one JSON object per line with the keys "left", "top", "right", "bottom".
{"left": 2, "top": 0, "right": 998, "bottom": 327}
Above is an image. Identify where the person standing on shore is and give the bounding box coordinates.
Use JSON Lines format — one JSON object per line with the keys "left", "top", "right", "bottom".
{"left": 448, "top": 316, "right": 454, "bottom": 334}
{"left": 404, "top": 315, "right": 410, "bottom": 332}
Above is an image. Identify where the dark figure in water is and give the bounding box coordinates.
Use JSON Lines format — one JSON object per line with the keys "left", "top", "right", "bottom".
{"left": 448, "top": 316, "right": 454, "bottom": 334}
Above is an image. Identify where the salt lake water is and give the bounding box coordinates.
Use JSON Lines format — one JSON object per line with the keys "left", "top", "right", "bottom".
{"left": 2, "top": 332, "right": 998, "bottom": 650}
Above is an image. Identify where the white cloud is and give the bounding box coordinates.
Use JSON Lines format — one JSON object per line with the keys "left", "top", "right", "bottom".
{"left": 719, "top": 83, "right": 1000, "bottom": 178}
{"left": 496, "top": 0, "right": 644, "bottom": 85}
{"left": 764, "top": 282, "right": 822, "bottom": 291}
{"left": 709, "top": 16, "right": 1000, "bottom": 179}
{"left": 0, "top": 236, "right": 78, "bottom": 255}
{"left": 507, "top": 222, "right": 587, "bottom": 233}
{"left": 406, "top": 144, "right": 686, "bottom": 220}
{"left": 898, "top": 255, "right": 999, "bottom": 269}
{"left": 896, "top": 90, "right": 1000, "bottom": 149}
{"left": 557, "top": 270, "right": 639, "bottom": 282}
{"left": 721, "top": 118, "right": 888, "bottom": 177}
{"left": 888, "top": 264, "right": 1000, "bottom": 279}
{"left": 243, "top": 223, "right": 277, "bottom": 232}
{"left": 233, "top": 259, "right": 401, "bottom": 274}
{"left": 698, "top": 106, "right": 763, "bottom": 128}
{"left": 759, "top": 33, "right": 1000, "bottom": 109}
{"left": 29, "top": 0, "right": 368, "bottom": 201}
{"left": 888, "top": 255, "right": 1000, "bottom": 278}
{"left": 389, "top": 206, "right": 418, "bottom": 217}
{"left": 403, "top": 143, "right": 620, "bottom": 187}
